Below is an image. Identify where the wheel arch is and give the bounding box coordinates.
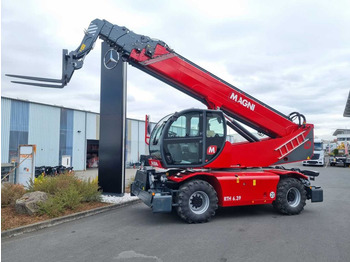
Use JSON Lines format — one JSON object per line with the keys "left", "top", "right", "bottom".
{"left": 170, "top": 173, "right": 223, "bottom": 204}
{"left": 268, "top": 169, "right": 309, "bottom": 181}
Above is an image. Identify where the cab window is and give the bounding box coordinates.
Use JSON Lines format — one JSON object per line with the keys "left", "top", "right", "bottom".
{"left": 164, "top": 112, "right": 203, "bottom": 165}
{"left": 167, "top": 113, "right": 201, "bottom": 138}
{"left": 206, "top": 113, "right": 224, "bottom": 137}
{"left": 168, "top": 115, "right": 186, "bottom": 137}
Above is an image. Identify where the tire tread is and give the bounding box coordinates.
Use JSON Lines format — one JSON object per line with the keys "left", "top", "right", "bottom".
{"left": 177, "top": 180, "right": 218, "bottom": 223}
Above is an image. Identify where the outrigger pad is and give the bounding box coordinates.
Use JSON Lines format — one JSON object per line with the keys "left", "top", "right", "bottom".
{"left": 300, "top": 170, "right": 320, "bottom": 177}
{"left": 282, "top": 167, "right": 320, "bottom": 177}
{"left": 306, "top": 186, "right": 323, "bottom": 202}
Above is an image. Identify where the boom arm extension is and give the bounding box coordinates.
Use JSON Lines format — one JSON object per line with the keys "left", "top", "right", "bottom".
{"left": 7, "top": 18, "right": 303, "bottom": 138}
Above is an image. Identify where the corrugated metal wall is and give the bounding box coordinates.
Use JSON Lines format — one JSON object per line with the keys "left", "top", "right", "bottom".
{"left": 125, "top": 119, "right": 149, "bottom": 166}
{"left": 73, "top": 111, "right": 86, "bottom": 170}
{"left": 1, "top": 98, "right": 11, "bottom": 163}
{"left": 28, "top": 103, "right": 60, "bottom": 166}
{"left": 2, "top": 97, "right": 153, "bottom": 170}
{"left": 86, "top": 113, "right": 99, "bottom": 140}
{"left": 96, "top": 115, "right": 100, "bottom": 140}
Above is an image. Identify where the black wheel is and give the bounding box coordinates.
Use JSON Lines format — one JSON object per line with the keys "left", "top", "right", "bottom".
{"left": 177, "top": 180, "right": 218, "bottom": 223}
{"left": 273, "top": 177, "right": 306, "bottom": 215}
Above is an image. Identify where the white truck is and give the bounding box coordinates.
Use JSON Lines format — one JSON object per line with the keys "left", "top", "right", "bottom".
{"left": 303, "top": 139, "right": 325, "bottom": 166}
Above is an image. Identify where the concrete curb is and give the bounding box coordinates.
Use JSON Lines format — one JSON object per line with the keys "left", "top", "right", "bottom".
{"left": 2, "top": 199, "right": 141, "bottom": 239}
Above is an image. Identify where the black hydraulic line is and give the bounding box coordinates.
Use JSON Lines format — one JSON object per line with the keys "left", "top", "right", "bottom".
{"left": 288, "top": 112, "right": 306, "bottom": 127}
{"left": 222, "top": 108, "right": 276, "bottom": 138}
{"left": 226, "top": 116, "right": 259, "bottom": 142}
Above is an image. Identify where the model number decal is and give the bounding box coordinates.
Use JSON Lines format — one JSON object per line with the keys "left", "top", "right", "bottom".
{"left": 224, "top": 196, "right": 242, "bottom": 201}
{"left": 229, "top": 92, "right": 256, "bottom": 111}
{"left": 150, "top": 161, "right": 159, "bottom": 166}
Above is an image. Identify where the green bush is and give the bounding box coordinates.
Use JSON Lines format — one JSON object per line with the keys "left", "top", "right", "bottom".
{"left": 38, "top": 195, "right": 65, "bottom": 217}
{"left": 58, "top": 184, "right": 83, "bottom": 209}
{"left": 39, "top": 184, "right": 83, "bottom": 217}
{"left": 1, "top": 183, "right": 26, "bottom": 207}
{"left": 28, "top": 173, "right": 102, "bottom": 217}
{"left": 27, "top": 173, "right": 79, "bottom": 194}
{"left": 78, "top": 178, "right": 102, "bottom": 202}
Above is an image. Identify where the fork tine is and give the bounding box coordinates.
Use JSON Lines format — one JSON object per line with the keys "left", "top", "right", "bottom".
{"left": 11, "top": 81, "right": 64, "bottom": 88}
{"left": 6, "top": 74, "right": 63, "bottom": 83}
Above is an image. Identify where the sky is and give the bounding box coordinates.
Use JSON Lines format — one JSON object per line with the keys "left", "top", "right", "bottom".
{"left": 1, "top": 0, "right": 350, "bottom": 140}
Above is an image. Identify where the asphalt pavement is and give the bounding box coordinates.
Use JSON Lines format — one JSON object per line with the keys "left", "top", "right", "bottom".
{"left": 2, "top": 162, "right": 350, "bottom": 262}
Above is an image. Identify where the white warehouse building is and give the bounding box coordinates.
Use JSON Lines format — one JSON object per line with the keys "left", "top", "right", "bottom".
{"left": 1, "top": 96, "right": 149, "bottom": 170}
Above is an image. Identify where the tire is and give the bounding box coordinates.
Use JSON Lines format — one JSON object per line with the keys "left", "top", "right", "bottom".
{"left": 177, "top": 180, "right": 218, "bottom": 223}
{"left": 273, "top": 177, "right": 306, "bottom": 215}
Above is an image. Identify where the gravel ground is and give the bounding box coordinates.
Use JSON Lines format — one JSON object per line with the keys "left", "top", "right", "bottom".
{"left": 101, "top": 193, "right": 138, "bottom": 204}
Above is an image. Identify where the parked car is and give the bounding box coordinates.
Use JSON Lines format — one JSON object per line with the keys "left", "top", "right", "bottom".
{"left": 330, "top": 155, "right": 350, "bottom": 167}
{"left": 35, "top": 166, "right": 46, "bottom": 177}
{"left": 303, "top": 139, "right": 325, "bottom": 166}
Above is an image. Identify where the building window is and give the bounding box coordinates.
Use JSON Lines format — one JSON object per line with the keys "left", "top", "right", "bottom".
{"left": 9, "top": 101, "right": 29, "bottom": 162}
{"left": 59, "top": 109, "right": 73, "bottom": 166}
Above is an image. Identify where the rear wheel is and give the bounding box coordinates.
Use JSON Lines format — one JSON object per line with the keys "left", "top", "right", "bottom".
{"left": 273, "top": 177, "right": 306, "bottom": 215}
{"left": 177, "top": 180, "right": 218, "bottom": 223}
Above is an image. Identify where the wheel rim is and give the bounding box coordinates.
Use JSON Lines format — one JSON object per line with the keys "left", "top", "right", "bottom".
{"left": 286, "top": 187, "right": 301, "bottom": 207}
{"left": 189, "top": 191, "right": 210, "bottom": 215}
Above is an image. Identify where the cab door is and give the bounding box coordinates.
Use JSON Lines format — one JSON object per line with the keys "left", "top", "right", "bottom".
{"left": 204, "top": 111, "right": 226, "bottom": 164}
{"left": 161, "top": 110, "right": 226, "bottom": 168}
{"left": 162, "top": 110, "right": 204, "bottom": 167}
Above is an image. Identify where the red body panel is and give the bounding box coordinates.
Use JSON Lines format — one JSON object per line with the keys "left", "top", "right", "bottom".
{"left": 145, "top": 115, "right": 150, "bottom": 145}
{"left": 168, "top": 169, "right": 307, "bottom": 207}
{"left": 130, "top": 46, "right": 314, "bottom": 168}
{"left": 128, "top": 43, "right": 315, "bottom": 170}
{"left": 130, "top": 46, "right": 298, "bottom": 138}
{"left": 205, "top": 125, "right": 313, "bottom": 168}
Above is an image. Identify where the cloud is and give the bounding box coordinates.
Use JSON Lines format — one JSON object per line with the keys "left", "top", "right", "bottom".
{"left": 2, "top": 0, "right": 350, "bottom": 140}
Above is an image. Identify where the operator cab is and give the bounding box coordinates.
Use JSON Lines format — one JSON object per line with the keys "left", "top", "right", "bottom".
{"left": 149, "top": 109, "right": 226, "bottom": 168}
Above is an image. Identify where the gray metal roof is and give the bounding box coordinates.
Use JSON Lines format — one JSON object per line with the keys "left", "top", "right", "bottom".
{"left": 1, "top": 96, "right": 148, "bottom": 123}
{"left": 1, "top": 95, "right": 99, "bottom": 114}
{"left": 344, "top": 91, "right": 350, "bottom": 117}
{"left": 333, "top": 129, "right": 350, "bottom": 136}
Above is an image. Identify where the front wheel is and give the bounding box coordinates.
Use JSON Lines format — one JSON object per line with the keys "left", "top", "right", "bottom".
{"left": 177, "top": 180, "right": 218, "bottom": 223}
{"left": 273, "top": 177, "right": 306, "bottom": 215}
